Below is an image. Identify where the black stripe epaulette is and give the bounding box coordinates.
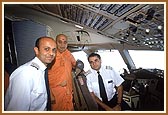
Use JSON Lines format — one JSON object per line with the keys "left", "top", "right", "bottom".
{"left": 106, "top": 66, "right": 113, "bottom": 70}
{"left": 30, "top": 62, "right": 39, "bottom": 70}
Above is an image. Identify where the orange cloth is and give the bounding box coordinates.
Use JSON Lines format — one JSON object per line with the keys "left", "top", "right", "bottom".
{"left": 48, "top": 49, "right": 76, "bottom": 111}
{"left": 4, "top": 70, "right": 9, "bottom": 94}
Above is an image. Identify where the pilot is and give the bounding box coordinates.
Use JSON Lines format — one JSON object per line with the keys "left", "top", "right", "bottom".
{"left": 5, "top": 37, "right": 56, "bottom": 111}
{"left": 86, "top": 52, "right": 130, "bottom": 111}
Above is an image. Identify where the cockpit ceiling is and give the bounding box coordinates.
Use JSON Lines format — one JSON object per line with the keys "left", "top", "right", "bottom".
{"left": 19, "top": 4, "right": 165, "bottom": 51}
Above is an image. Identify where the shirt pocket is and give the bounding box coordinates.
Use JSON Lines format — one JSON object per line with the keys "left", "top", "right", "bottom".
{"left": 34, "top": 85, "right": 46, "bottom": 93}
{"left": 106, "top": 79, "right": 115, "bottom": 90}
{"left": 31, "top": 85, "right": 46, "bottom": 108}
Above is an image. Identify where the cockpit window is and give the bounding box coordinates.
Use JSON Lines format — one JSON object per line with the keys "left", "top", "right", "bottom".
{"left": 128, "top": 50, "right": 164, "bottom": 70}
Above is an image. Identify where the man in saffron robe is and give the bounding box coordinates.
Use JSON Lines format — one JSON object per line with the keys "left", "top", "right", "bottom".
{"left": 48, "top": 34, "right": 76, "bottom": 111}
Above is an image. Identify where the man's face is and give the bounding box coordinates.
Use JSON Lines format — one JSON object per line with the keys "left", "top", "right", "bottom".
{"left": 56, "top": 35, "right": 68, "bottom": 53}
{"left": 34, "top": 38, "right": 56, "bottom": 66}
{"left": 88, "top": 56, "right": 101, "bottom": 71}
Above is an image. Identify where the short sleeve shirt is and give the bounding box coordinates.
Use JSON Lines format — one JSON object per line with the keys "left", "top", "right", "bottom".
{"left": 86, "top": 65, "right": 124, "bottom": 101}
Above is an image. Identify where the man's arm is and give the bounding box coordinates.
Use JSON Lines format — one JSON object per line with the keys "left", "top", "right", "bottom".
{"left": 117, "top": 84, "right": 123, "bottom": 104}
{"left": 112, "top": 84, "right": 123, "bottom": 111}
{"left": 5, "top": 72, "right": 32, "bottom": 110}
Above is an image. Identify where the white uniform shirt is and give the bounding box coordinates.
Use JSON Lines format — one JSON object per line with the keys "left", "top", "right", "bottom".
{"left": 5, "top": 57, "right": 47, "bottom": 111}
{"left": 86, "top": 65, "right": 124, "bottom": 101}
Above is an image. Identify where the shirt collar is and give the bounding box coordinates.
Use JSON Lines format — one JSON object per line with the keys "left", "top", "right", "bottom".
{"left": 91, "top": 65, "right": 104, "bottom": 75}
{"left": 34, "top": 57, "right": 47, "bottom": 71}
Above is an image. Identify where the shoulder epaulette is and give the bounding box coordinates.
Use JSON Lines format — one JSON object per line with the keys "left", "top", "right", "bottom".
{"left": 30, "top": 62, "right": 39, "bottom": 70}
{"left": 106, "top": 66, "right": 113, "bottom": 70}
{"left": 84, "top": 70, "right": 92, "bottom": 76}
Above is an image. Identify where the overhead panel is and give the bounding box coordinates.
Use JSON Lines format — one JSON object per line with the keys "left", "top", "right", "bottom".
{"left": 22, "top": 3, "right": 164, "bottom": 50}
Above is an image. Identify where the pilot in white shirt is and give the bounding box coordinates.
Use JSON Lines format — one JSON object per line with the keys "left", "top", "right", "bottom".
{"left": 5, "top": 36, "right": 56, "bottom": 111}
{"left": 86, "top": 52, "right": 130, "bottom": 111}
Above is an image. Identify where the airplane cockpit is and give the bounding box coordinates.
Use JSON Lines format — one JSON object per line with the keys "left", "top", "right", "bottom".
{"left": 3, "top": 3, "right": 165, "bottom": 111}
